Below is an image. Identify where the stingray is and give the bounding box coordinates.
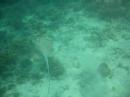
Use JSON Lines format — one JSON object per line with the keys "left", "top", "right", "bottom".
{"left": 44, "top": 54, "right": 51, "bottom": 97}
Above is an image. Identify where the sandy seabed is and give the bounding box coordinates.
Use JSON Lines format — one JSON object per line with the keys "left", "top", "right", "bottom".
{"left": 0, "top": 1, "right": 130, "bottom": 97}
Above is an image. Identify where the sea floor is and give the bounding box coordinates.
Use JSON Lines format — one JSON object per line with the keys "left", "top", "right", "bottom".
{"left": 0, "top": 1, "right": 130, "bottom": 97}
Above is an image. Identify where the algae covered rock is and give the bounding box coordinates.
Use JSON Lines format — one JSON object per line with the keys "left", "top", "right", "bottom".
{"left": 97, "top": 62, "right": 112, "bottom": 78}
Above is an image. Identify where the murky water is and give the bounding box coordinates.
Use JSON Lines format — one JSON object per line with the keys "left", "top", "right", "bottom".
{"left": 0, "top": 0, "right": 130, "bottom": 97}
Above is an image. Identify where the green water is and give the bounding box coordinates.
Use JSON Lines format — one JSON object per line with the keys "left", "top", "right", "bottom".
{"left": 0, "top": 0, "right": 130, "bottom": 97}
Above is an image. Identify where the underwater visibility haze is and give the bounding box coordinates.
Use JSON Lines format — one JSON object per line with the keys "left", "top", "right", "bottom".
{"left": 0, "top": 0, "right": 130, "bottom": 97}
